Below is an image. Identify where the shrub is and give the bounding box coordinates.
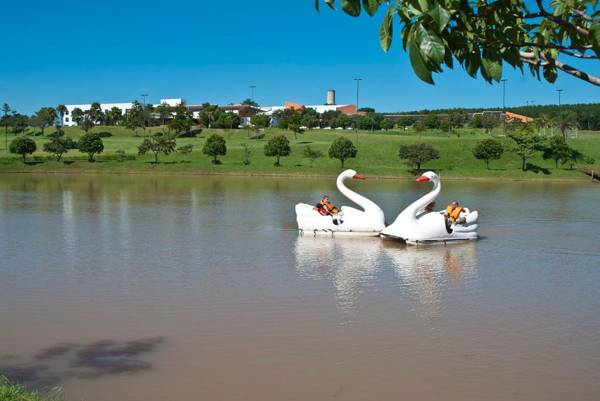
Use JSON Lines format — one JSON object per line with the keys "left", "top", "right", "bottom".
{"left": 78, "top": 132, "right": 104, "bottom": 162}
{"left": 473, "top": 139, "right": 504, "bottom": 169}
{"left": 328, "top": 137, "right": 357, "bottom": 168}
{"left": 264, "top": 135, "right": 291, "bottom": 166}
{"left": 202, "top": 134, "right": 227, "bottom": 164}
{"left": 9, "top": 136, "right": 37, "bottom": 163}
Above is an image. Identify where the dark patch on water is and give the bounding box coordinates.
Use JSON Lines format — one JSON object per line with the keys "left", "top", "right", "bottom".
{"left": 0, "top": 337, "right": 164, "bottom": 390}
{"left": 35, "top": 342, "right": 79, "bottom": 360}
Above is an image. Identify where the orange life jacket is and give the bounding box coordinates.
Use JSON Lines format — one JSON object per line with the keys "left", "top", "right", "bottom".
{"left": 320, "top": 200, "right": 339, "bottom": 215}
{"left": 445, "top": 205, "right": 464, "bottom": 223}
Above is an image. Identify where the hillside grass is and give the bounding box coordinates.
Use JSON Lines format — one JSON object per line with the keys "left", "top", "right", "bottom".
{"left": 0, "top": 125, "right": 598, "bottom": 180}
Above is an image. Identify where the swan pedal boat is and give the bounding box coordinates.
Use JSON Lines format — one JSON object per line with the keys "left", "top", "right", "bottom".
{"left": 295, "top": 170, "right": 385, "bottom": 237}
{"left": 380, "top": 171, "right": 479, "bottom": 244}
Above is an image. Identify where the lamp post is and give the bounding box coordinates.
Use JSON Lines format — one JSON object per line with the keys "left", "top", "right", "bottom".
{"left": 557, "top": 89, "right": 563, "bottom": 106}
{"left": 250, "top": 85, "right": 256, "bottom": 103}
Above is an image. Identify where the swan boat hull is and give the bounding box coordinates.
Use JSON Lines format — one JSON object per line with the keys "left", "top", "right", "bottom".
{"left": 296, "top": 203, "right": 385, "bottom": 237}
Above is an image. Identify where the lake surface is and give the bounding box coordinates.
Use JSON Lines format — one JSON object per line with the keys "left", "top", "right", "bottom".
{"left": 1, "top": 174, "right": 599, "bottom": 401}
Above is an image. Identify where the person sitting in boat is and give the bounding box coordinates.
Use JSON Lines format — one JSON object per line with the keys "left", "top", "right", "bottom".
{"left": 444, "top": 201, "right": 467, "bottom": 225}
{"left": 318, "top": 195, "right": 343, "bottom": 224}
{"left": 417, "top": 201, "right": 436, "bottom": 217}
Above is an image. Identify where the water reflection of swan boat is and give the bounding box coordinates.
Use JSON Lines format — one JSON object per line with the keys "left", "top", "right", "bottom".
{"left": 381, "top": 171, "right": 479, "bottom": 244}
{"left": 294, "top": 236, "right": 384, "bottom": 312}
{"left": 295, "top": 170, "right": 385, "bottom": 236}
{"left": 382, "top": 241, "right": 478, "bottom": 319}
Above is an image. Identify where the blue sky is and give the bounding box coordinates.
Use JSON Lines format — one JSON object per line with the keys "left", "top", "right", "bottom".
{"left": 1, "top": 0, "right": 598, "bottom": 114}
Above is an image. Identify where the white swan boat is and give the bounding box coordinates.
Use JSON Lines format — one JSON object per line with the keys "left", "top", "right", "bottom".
{"left": 380, "top": 171, "right": 479, "bottom": 244}
{"left": 295, "top": 169, "right": 385, "bottom": 236}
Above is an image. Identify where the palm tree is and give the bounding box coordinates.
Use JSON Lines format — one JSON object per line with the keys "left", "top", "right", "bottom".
{"left": 57, "top": 104, "right": 67, "bottom": 126}
{"left": 553, "top": 112, "right": 578, "bottom": 141}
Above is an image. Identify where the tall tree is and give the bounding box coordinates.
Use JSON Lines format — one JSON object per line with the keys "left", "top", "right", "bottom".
{"left": 56, "top": 104, "right": 67, "bottom": 126}
{"left": 89, "top": 102, "right": 104, "bottom": 124}
{"left": 125, "top": 101, "right": 144, "bottom": 134}
{"left": 508, "top": 130, "right": 542, "bottom": 171}
{"left": 33, "top": 107, "right": 57, "bottom": 135}
{"left": 2, "top": 103, "right": 10, "bottom": 150}
{"left": 317, "top": 0, "right": 600, "bottom": 86}
{"left": 169, "top": 104, "right": 193, "bottom": 135}
{"left": 108, "top": 107, "right": 123, "bottom": 126}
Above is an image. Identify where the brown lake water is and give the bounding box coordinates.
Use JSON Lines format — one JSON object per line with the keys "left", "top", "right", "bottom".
{"left": 0, "top": 174, "right": 599, "bottom": 401}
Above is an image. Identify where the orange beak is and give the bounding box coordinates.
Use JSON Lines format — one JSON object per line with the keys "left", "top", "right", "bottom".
{"left": 353, "top": 173, "right": 366, "bottom": 180}
{"left": 416, "top": 176, "right": 430, "bottom": 182}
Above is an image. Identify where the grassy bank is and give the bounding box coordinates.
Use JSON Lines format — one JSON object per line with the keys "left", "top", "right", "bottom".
{"left": 0, "top": 377, "right": 61, "bottom": 401}
{"left": 0, "top": 126, "right": 598, "bottom": 180}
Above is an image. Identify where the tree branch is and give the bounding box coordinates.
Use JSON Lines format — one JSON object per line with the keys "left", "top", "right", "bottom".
{"left": 559, "top": 49, "right": 599, "bottom": 59}
{"left": 534, "top": 0, "right": 589, "bottom": 36}
{"left": 521, "top": 51, "right": 600, "bottom": 86}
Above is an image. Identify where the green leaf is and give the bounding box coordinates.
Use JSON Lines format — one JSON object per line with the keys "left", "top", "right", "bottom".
{"left": 543, "top": 66, "right": 558, "bottom": 83}
{"left": 416, "top": 25, "right": 445, "bottom": 65}
{"left": 465, "top": 51, "right": 480, "bottom": 77}
{"left": 409, "top": 30, "right": 435, "bottom": 84}
{"left": 590, "top": 24, "right": 600, "bottom": 56}
{"left": 379, "top": 8, "right": 394, "bottom": 52}
{"left": 362, "top": 0, "right": 380, "bottom": 16}
{"left": 481, "top": 51, "right": 502, "bottom": 82}
{"left": 429, "top": 4, "right": 451, "bottom": 33}
{"left": 342, "top": 0, "right": 361, "bottom": 16}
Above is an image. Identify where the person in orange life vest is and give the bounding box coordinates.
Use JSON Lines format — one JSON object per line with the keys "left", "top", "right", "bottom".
{"left": 318, "top": 195, "right": 343, "bottom": 224}
{"left": 444, "top": 201, "right": 466, "bottom": 225}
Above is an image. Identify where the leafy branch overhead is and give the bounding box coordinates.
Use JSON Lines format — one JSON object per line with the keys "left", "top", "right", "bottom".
{"left": 316, "top": 0, "right": 600, "bottom": 86}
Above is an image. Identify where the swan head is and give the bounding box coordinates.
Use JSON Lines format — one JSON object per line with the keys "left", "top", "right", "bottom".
{"left": 340, "top": 169, "right": 366, "bottom": 180}
{"left": 415, "top": 171, "right": 439, "bottom": 183}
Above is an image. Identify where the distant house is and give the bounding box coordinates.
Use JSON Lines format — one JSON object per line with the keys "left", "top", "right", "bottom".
{"left": 504, "top": 111, "right": 534, "bottom": 124}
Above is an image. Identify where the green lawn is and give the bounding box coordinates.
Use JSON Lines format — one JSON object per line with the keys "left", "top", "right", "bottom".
{"left": 0, "top": 377, "right": 61, "bottom": 401}
{"left": 0, "top": 125, "right": 598, "bottom": 180}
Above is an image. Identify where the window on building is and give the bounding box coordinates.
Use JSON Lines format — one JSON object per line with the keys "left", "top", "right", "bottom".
{"left": 65, "top": 117, "right": 70, "bottom": 122}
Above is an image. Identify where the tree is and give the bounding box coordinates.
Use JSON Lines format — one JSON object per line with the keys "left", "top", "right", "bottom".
{"left": 2, "top": 103, "right": 10, "bottom": 150}
{"left": 398, "top": 143, "right": 440, "bottom": 170}
{"left": 155, "top": 103, "right": 172, "bottom": 127}
{"left": 473, "top": 139, "right": 504, "bottom": 169}
{"left": 317, "top": 0, "right": 600, "bottom": 87}
{"left": 470, "top": 114, "right": 500, "bottom": 133}
{"left": 543, "top": 136, "right": 574, "bottom": 168}
{"left": 78, "top": 132, "right": 104, "bottom": 162}
{"left": 10, "top": 113, "right": 29, "bottom": 134}
{"left": 251, "top": 114, "right": 271, "bottom": 129}
{"left": 56, "top": 104, "right": 67, "bottom": 126}
{"left": 381, "top": 118, "right": 395, "bottom": 131}
{"left": 241, "top": 143, "right": 252, "bottom": 165}
{"left": 33, "top": 107, "right": 57, "bottom": 135}
{"left": 89, "top": 102, "right": 103, "bottom": 124}
{"left": 264, "top": 135, "right": 291, "bottom": 166}
{"left": 553, "top": 112, "right": 578, "bottom": 141}
{"left": 289, "top": 123, "right": 305, "bottom": 139}
{"left": 138, "top": 133, "right": 177, "bottom": 164}
{"left": 43, "top": 129, "right": 76, "bottom": 161}
{"left": 169, "top": 104, "right": 193, "bottom": 135}
{"left": 125, "top": 101, "right": 143, "bottom": 134}
{"left": 303, "top": 145, "right": 324, "bottom": 166}
{"left": 9, "top": 136, "right": 37, "bottom": 163}
{"left": 202, "top": 134, "right": 227, "bottom": 164}
{"left": 508, "top": 131, "right": 542, "bottom": 171}
{"left": 328, "top": 137, "right": 358, "bottom": 168}
{"left": 71, "top": 108, "right": 84, "bottom": 125}
{"left": 241, "top": 98, "right": 259, "bottom": 107}
{"left": 107, "top": 107, "right": 123, "bottom": 126}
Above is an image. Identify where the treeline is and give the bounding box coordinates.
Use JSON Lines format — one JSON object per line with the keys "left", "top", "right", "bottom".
{"left": 395, "top": 103, "right": 600, "bottom": 131}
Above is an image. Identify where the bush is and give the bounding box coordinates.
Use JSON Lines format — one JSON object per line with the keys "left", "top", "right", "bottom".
{"left": 178, "top": 144, "right": 194, "bottom": 155}
{"left": 78, "top": 132, "right": 104, "bottom": 162}
{"left": 328, "top": 137, "right": 357, "bottom": 168}
{"left": 264, "top": 135, "right": 291, "bottom": 166}
{"left": 202, "top": 134, "right": 227, "bottom": 164}
{"left": 398, "top": 143, "right": 440, "bottom": 170}
{"left": 96, "top": 131, "right": 113, "bottom": 138}
{"left": 473, "top": 139, "right": 504, "bottom": 169}
{"left": 9, "top": 136, "right": 37, "bottom": 163}
{"left": 303, "top": 145, "right": 323, "bottom": 166}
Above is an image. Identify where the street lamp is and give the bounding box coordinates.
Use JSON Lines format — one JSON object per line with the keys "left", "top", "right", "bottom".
{"left": 556, "top": 89, "right": 564, "bottom": 106}
{"left": 250, "top": 85, "right": 256, "bottom": 103}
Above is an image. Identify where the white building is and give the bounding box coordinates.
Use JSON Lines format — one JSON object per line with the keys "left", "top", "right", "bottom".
{"left": 61, "top": 98, "right": 184, "bottom": 126}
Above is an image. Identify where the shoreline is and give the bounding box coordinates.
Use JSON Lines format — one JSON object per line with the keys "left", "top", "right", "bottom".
{"left": 0, "top": 168, "right": 595, "bottom": 183}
